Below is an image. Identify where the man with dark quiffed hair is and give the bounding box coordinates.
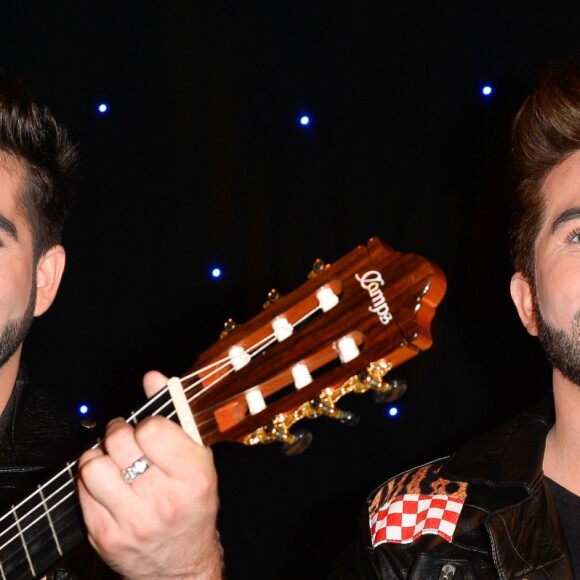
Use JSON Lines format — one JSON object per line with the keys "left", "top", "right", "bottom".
{"left": 0, "top": 73, "right": 222, "bottom": 579}
{"left": 328, "top": 58, "right": 580, "bottom": 579}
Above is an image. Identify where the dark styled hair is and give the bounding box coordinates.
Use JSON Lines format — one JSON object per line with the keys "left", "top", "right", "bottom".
{"left": 510, "top": 58, "right": 580, "bottom": 282}
{"left": 0, "top": 72, "right": 78, "bottom": 259}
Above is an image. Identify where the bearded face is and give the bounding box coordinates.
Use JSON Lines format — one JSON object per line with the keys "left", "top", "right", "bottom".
{"left": 535, "top": 289, "right": 580, "bottom": 387}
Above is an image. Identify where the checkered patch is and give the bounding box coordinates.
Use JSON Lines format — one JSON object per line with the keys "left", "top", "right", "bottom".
{"left": 370, "top": 493, "right": 464, "bottom": 546}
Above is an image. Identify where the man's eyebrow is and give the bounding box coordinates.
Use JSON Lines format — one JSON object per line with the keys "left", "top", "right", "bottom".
{"left": 0, "top": 214, "right": 18, "bottom": 240}
{"left": 551, "top": 207, "right": 580, "bottom": 234}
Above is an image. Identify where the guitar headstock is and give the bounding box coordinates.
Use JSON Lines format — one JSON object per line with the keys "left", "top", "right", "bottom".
{"left": 183, "top": 237, "right": 446, "bottom": 452}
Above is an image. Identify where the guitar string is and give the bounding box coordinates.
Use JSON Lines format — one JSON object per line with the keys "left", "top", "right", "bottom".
{"left": 0, "top": 306, "right": 321, "bottom": 556}
{"left": 127, "top": 307, "right": 316, "bottom": 427}
{"left": 0, "top": 348, "right": 256, "bottom": 553}
{"left": 0, "top": 304, "right": 322, "bottom": 558}
{"left": 163, "top": 307, "right": 318, "bottom": 430}
{"left": 126, "top": 331, "right": 279, "bottom": 424}
{"left": 0, "top": 348, "right": 240, "bottom": 557}
{"left": 1, "top": 302, "right": 321, "bottom": 528}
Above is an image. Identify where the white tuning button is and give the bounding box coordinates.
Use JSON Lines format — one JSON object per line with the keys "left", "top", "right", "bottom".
{"left": 272, "top": 317, "right": 293, "bottom": 341}
{"left": 292, "top": 363, "right": 313, "bottom": 389}
{"left": 316, "top": 286, "right": 339, "bottom": 312}
{"left": 337, "top": 336, "right": 360, "bottom": 363}
{"left": 246, "top": 390, "right": 266, "bottom": 415}
{"left": 229, "top": 345, "right": 251, "bottom": 370}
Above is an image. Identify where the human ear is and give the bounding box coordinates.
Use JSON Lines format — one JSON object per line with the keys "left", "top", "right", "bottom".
{"left": 34, "top": 245, "right": 66, "bottom": 317}
{"left": 510, "top": 272, "right": 538, "bottom": 336}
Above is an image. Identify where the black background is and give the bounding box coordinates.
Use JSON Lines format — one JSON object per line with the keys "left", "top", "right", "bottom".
{"left": 1, "top": 2, "right": 572, "bottom": 578}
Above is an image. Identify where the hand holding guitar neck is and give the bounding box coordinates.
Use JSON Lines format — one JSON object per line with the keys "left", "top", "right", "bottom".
{"left": 77, "top": 371, "right": 222, "bottom": 580}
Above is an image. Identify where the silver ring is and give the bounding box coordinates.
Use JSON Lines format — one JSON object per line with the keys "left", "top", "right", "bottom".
{"left": 122, "top": 456, "right": 151, "bottom": 483}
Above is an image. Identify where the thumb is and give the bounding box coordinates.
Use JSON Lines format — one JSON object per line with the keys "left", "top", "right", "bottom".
{"left": 142, "top": 370, "right": 169, "bottom": 399}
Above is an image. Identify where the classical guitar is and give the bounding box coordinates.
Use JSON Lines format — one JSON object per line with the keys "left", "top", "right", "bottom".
{"left": 0, "top": 237, "right": 446, "bottom": 579}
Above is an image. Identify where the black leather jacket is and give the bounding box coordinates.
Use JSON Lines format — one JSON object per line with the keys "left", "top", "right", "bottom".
{"left": 331, "top": 397, "right": 574, "bottom": 579}
{"left": 0, "top": 365, "right": 113, "bottom": 579}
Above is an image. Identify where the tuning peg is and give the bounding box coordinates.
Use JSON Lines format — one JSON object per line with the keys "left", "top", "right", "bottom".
{"left": 281, "top": 429, "right": 313, "bottom": 456}
{"left": 263, "top": 288, "right": 281, "bottom": 309}
{"left": 309, "top": 394, "right": 360, "bottom": 426}
{"left": 334, "top": 408, "right": 360, "bottom": 426}
{"left": 307, "top": 258, "right": 328, "bottom": 279}
{"left": 373, "top": 378, "right": 407, "bottom": 403}
{"left": 220, "top": 318, "right": 239, "bottom": 339}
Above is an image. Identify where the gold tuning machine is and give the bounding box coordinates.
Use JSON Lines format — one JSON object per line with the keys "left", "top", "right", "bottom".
{"left": 243, "top": 360, "right": 396, "bottom": 454}
{"left": 308, "top": 390, "right": 360, "bottom": 426}
{"left": 244, "top": 414, "right": 313, "bottom": 456}
{"left": 220, "top": 318, "right": 238, "bottom": 340}
{"left": 263, "top": 289, "right": 281, "bottom": 309}
{"left": 307, "top": 258, "right": 328, "bottom": 279}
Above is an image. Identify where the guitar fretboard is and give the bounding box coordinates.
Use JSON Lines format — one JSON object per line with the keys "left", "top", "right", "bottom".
{"left": 0, "top": 388, "right": 178, "bottom": 580}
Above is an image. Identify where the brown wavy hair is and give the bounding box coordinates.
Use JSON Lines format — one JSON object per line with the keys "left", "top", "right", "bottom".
{"left": 510, "top": 58, "right": 580, "bottom": 282}
{"left": 0, "top": 72, "right": 78, "bottom": 260}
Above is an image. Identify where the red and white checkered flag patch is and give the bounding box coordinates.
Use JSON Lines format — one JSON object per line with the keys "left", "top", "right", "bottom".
{"left": 370, "top": 494, "right": 464, "bottom": 546}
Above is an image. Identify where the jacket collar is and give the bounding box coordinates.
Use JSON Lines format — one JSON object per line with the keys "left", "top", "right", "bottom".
{"left": 443, "top": 396, "right": 572, "bottom": 578}
{"left": 442, "top": 396, "right": 554, "bottom": 491}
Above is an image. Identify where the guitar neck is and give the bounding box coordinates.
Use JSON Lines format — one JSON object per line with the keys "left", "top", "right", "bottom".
{"left": 0, "top": 389, "right": 181, "bottom": 580}
{"left": 0, "top": 463, "right": 83, "bottom": 580}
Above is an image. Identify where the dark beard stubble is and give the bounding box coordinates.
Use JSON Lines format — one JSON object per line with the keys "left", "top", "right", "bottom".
{"left": 535, "top": 294, "right": 580, "bottom": 387}
{"left": 0, "top": 277, "right": 36, "bottom": 369}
